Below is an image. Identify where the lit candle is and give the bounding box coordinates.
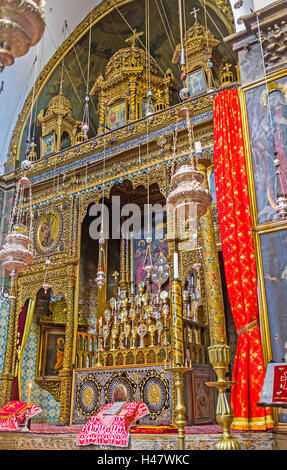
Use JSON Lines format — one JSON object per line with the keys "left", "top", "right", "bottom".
{"left": 173, "top": 252, "right": 179, "bottom": 279}
{"left": 195, "top": 141, "right": 202, "bottom": 154}
{"left": 27, "top": 381, "right": 33, "bottom": 406}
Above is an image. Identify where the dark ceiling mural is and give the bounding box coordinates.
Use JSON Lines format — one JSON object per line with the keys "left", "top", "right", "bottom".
{"left": 17, "top": 0, "right": 235, "bottom": 162}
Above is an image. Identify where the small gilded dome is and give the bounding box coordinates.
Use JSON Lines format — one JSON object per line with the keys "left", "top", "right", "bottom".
{"left": 104, "top": 46, "right": 160, "bottom": 80}
{"left": 45, "top": 93, "right": 73, "bottom": 118}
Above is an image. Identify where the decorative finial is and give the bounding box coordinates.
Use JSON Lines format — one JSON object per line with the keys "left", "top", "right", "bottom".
{"left": 190, "top": 7, "right": 200, "bottom": 23}
{"left": 125, "top": 29, "right": 144, "bottom": 49}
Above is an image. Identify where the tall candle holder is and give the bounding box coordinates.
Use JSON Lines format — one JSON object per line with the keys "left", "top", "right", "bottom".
{"left": 21, "top": 381, "right": 33, "bottom": 432}
{"left": 206, "top": 344, "right": 241, "bottom": 450}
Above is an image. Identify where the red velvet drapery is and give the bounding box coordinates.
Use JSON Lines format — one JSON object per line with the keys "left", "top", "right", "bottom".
{"left": 213, "top": 88, "right": 273, "bottom": 431}
{"left": 12, "top": 300, "right": 29, "bottom": 401}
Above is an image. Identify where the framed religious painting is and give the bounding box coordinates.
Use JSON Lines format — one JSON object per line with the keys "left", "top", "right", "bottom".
{"left": 106, "top": 99, "right": 127, "bottom": 130}
{"left": 38, "top": 326, "right": 66, "bottom": 378}
{"left": 259, "top": 228, "right": 287, "bottom": 363}
{"left": 40, "top": 131, "right": 57, "bottom": 157}
{"left": 244, "top": 77, "right": 287, "bottom": 225}
{"left": 186, "top": 69, "right": 207, "bottom": 98}
{"left": 34, "top": 210, "right": 63, "bottom": 255}
{"left": 133, "top": 212, "right": 169, "bottom": 292}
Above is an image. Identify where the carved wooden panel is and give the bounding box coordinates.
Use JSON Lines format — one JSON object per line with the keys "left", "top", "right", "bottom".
{"left": 184, "top": 364, "right": 215, "bottom": 425}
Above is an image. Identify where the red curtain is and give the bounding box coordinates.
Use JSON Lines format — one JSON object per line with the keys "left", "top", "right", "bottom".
{"left": 12, "top": 300, "right": 29, "bottom": 401}
{"left": 213, "top": 88, "right": 273, "bottom": 431}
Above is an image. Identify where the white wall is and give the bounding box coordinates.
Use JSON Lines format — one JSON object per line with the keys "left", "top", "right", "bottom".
{"left": 253, "top": 0, "right": 277, "bottom": 11}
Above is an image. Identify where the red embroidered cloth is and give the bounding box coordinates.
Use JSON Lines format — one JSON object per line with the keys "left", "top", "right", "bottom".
{"left": 213, "top": 88, "right": 272, "bottom": 431}
{"left": 273, "top": 365, "right": 287, "bottom": 403}
{"left": 0, "top": 401, "right": 42, "bottom": 431}
{"left": 77, "top": 402, "right": 149, "bottom": 447}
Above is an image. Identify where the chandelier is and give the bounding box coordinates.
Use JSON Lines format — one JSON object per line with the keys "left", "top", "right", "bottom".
{"left": 167, "top": 105, "right": 212, "bottom": 238}
{"left": 0, "top": 159, "right": 34, "bottom": 294}
{"left": 0, "top": 0, "right": 46, "bottom": 72}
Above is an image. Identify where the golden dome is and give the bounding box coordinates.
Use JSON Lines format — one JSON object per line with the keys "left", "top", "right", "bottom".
{"left": 104, "top": 46, "right": 160, "bottom": 80}
{"left": 45, "top": 93, "right": 73, "bottom": 118}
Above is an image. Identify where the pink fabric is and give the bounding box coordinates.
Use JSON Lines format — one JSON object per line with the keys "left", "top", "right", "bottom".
{"left": 77, "top": 402, "right": 149, "bottom": 447}
{"left": 0, "top": 403, "right": 42, "bottom": 431}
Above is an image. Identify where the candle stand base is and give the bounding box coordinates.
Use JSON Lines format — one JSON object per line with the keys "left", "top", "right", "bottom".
{"left": 206, "top": 345, "right": 241, "bottom": 451}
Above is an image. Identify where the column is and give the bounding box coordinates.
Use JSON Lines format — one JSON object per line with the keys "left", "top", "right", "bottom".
{"left": 59, "top": 276, "right": 75, "bottom": 425}
{"left": 198, "top": 162, "right": 227, "bottom": 345}
{"left": 166, "top": 204, "right": 187, "bottom": 450}
{"left": 198, "top": 161, "right": 240, "bottom": 450}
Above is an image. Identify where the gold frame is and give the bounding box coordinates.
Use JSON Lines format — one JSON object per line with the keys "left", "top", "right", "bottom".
{"left": 35, "top": 210, "right": 62, "bottom": 254}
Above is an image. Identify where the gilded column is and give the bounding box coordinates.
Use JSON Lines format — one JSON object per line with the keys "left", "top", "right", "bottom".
{"left": 97, "top": 93, "right": 106, "bottom": 135}
{"left": 198, "top": 162, "right": 227, "bottom": 345}
{"left": 198, "top": 161, "right": 240, "bottom": 450}
{"left": 59, "top": 273, "right": 75, "bottom": 425}
{"left": 170, "top": 275, "right": 187, "bottom": 451}
{"left": 0, "top": 288, "right": 17, "bottom": 407}
{"left": 166, "top": 202, "right": 187, "bottom": 449}
{"left": 128, "top": 78, "right": 137, "bottom": 122}
{"left": 171, "top": 277, "right": 184, "bottom": 366}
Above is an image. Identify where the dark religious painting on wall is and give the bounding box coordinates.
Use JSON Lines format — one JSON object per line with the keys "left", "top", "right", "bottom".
{"left": 133, "top": 212, "right": 169, "bottom": 292}
{"left": 260, "top": 229, "right": 287, "bottom": 363}
{"left": 134, "top": 238, "right": 169, "bottom": 292}
{"left": 186, "top": 69, "right": 207, "bottom": 98}
{"left": 40, "top": 132, "right": 57, "bottom": 157}
{"left": 106, "top": 100, "right": 127, "bottom": 130}
{"left": 238, "top": 43, "right": 264, "bottom": 85}
{"left": 39, "top": 327, "right": 66, "bottom": 377}
{"left": 245, "top": 77, "right": 287, "bottom": 224}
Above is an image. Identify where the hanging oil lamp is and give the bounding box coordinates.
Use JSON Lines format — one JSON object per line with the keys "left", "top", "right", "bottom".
{"left": 42, "top": 259, "right": 52, "bottom": 294}
{"left": 274, "top": 154, "right": 287, "bottom": 219}
{"left": 96, "top": 230, "right": 106, "bottom": 289}
{"left": 143, "top": 242, "right": 153, "bottom": 278}
{"left": 0, "top": 0, "right": 45, "bottom": 72}
{"left": 81, "top": 92, "right": 90, "bottom": 140}
{"left": 0, "top": 159, "right": 34, "bottom": 291}
{"left": 167, "top": 106, "right": 212, "bottom": 236}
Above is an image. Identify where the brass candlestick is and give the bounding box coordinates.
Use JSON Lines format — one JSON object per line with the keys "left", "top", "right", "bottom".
{"left": 171, "top": 365, "right": 189, "bottom": 450}
{"left": 206, "top": 344, "right": 241, "bottom": 450}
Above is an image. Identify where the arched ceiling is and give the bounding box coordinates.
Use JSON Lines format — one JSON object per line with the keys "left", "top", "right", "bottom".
{"left": 0, "top": 0, "right": 256, "bottom": 171}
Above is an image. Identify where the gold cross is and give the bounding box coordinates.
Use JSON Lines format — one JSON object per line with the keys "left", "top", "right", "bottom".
{"left": 125, "top": 29, "right": 144, "bottom": 48}
{"left": 223, "top": 63, "right": 231, "bottom": 72}
{"left": 190, "top": 7, "right": 200, "bottom": 22}
{"left": 112, "top": 271, "right": 119, "bottom": 282}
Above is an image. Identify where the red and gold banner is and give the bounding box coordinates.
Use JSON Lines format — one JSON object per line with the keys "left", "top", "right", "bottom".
{"left": 273, "top": 365, "right": 287, "bottom": 403}
{"left": 213, "top": 88, "right": 273, "bottom": 431}
{"left": 0, "top": 400, "right": 29, "bottom": 419}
